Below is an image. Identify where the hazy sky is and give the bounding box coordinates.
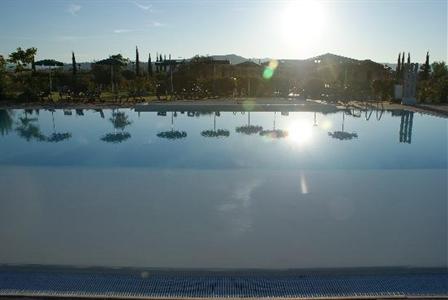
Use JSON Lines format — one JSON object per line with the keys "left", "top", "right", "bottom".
{"left": 0, "top": 0, "right": 446, "bottom": 63}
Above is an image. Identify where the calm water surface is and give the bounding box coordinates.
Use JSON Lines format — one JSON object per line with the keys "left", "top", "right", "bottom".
{"left": 0, "top": 108, "right": 446, "bottom": 269}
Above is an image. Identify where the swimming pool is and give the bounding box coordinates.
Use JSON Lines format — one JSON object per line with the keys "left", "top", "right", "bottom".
{"left": 0, "top": 107, "right": 446, "bottom": 271}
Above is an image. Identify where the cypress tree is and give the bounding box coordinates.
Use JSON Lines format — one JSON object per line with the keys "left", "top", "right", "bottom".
{"left": 72, "top": 51, "right": 77, "bottom": 76}
{"left": 407, "top": 52, "right": 410, "bottom": 64}
{"left": 420, "top": 51, "right": 430, "bottom": 81}
{"left": 401, "top": 52, "right": 405, "bottom": 77}
{"left": 148, "top": 53, "right": 153, "bottom": 77}
{"left": 396, "top": 53, "right": 401, "bottom": 79}
{"left": 135, "top": 46, "right": 140, "bottom": 76}
{"left": 424, "top": 51, "right": 430, "bottom": 80}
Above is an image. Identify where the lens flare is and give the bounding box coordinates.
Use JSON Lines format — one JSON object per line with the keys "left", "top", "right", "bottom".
{"left": 263, "top": 59, "right": 279, "bottom": 80}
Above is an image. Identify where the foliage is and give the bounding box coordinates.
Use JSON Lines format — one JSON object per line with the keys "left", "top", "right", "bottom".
{"left": 0, "top": 47, "right": 446, "bottom": 103}
{"left": 419, "top": 52, "right": 430, "bottom": 81}
{"left": 371, "top": 79, "right": 394, "bottom": 100}
{"left": 8, "top": 47, "right": 37, "bottom": 72}
{"left": 72, "top": 52, "right": 77, "bottom": 76}
{"left": 418, "top": 61, "right": 448, "bottom": 103}
{"left": 0, "top": 55, "right": 5, "bottom": 71}
{"left": 0, "top": 55, "right": 6, "bottom": 99}
{"left": 135, "top": 47, "right": 140, "bottom": 76}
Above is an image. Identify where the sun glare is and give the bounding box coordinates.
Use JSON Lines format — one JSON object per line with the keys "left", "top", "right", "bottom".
{"left": 280, "top": 0, "right": 326, "bottom": 47}
{"left": 287, "top": 121, "right": 313, "bottom": 146}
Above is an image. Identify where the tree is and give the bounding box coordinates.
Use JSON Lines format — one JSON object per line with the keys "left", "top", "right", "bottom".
{"left": 135, "top": 46, "right": 140, "bottom": 76}
{"left": 418, "top": 62, "right": 448, "bottom": 103}
{"left": 148, "top": 53, "right": 153, "bottom": 77}
{"left": 72, "top": 51, "right": 77, "bottom": 76}
{"left": 0, "top": 55, "right": 5, "bottom": 71}
{"left": 407, "top": 52, "right": 410, "bottom": 64}
{"left": 8, "top": 47, "right": 37, "bottom": 72}
{"left": 401, "top": 51, "right": 405, "bottom": 72}
{"left": 371, "top": 79, "right": 394, "bottom": 100}
{"left": 396, "top": 53, "right": 401, "bottom": 80}
{"left": 432, "top": 61, "right": 447, "bottom": 79}
{"left": 419, "top": 51, "right": 430, "bottom": 81}
{"left": 94, "top": 54, "right": 128, "bottom": 92}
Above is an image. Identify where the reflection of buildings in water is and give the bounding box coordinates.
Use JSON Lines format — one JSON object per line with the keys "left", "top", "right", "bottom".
{"left": 399, "top": 111, "right": 414, "bottom": 144}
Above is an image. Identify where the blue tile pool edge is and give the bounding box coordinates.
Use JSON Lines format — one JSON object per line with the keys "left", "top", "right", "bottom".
{"left": 0, "top": 267, "right": 447, "bottom": 298}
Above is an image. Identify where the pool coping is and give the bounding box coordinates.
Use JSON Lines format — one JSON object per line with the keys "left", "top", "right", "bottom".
{"left": 1, "top": 266, "right": 447, "bottom": 299}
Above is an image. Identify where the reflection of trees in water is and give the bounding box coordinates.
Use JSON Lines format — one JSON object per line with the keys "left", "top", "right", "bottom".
{"left": 399, "top": 111, "right": 413, "bottom": 144}
{"left": 0, "top": 110, "right": 14, "bottom": 136}
{"left": 101, "top": 132, "right": 131, "bottom": 143}
{"left": 328, "top": 131, "right": 358, "bottom": 140}
{"left": 46, "top": 132, "right": 72, "bottom": 143}
{"left": 157, "top": 112, "right": 187, "bottom": 140}
{"left": 235, "top": 112, "right": 263, "bottom": 135}
{"left": 47, "top": 109, "right": 72, "bottom": 143}
{"left": 110, "top": 110, "right": 132, "bottom": 130}
{"left": 259, "top": 129, "right": 288, "bottom": 138}
{"left": 101, "top": 109, "right": 132, "bottom": 143}
{"left": 15, "top": 110, "right": 46, "bottom": 142}
{"left": 328, "top": 113, "right": 358, "bottom": 141}
{"left": 202, "top": 129, "right": 229, "bottom": 137}
{"left": 259, "top": 112, "right": 288, "bottom": 139}
{"left": 16, "top": 122, "right": 46, "bottom": 142}
{"left": 157, "top": 131, "right": 187, "bottom": 139}
{"left": 201, "top": 112, "right": 230, "bottom": 138}
{"left": 15, "top": 110, "right": 73, "bottom": 143}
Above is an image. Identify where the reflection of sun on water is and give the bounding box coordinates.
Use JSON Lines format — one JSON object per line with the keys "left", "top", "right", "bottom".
{"left": 287, "top": 121, "right": 313, "bottom": 146}
{"left": 321, "top": 119, "right": 332, "bottom": 130}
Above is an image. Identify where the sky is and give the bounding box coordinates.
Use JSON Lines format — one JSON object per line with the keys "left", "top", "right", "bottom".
{"left": 0, "top": 0, "right": 446, "bottom": 63}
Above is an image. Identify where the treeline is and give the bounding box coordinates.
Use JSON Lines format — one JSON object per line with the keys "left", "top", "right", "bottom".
{"left": 0, "top": 47, "right": 446, "bottom": 103}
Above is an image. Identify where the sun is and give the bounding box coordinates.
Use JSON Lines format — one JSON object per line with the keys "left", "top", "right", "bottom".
{"left": 280, "top": 0, "right": 326, "bottom": 46}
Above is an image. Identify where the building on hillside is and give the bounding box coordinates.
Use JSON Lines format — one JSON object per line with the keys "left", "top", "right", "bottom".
{"left": 234, "top": 60, "right": 263, "bottom": 78}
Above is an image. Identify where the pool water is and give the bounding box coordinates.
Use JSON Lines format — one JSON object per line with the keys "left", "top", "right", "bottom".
{"left": 0, "top": 108, "right": 446, "bottom": 269}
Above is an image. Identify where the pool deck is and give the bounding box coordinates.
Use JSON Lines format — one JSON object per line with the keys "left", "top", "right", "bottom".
{"left": 1, "top": 99, "right": 447, "bottom": 117}
{"left": 134, "top": 99, "right": 339, "bottom": 113}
